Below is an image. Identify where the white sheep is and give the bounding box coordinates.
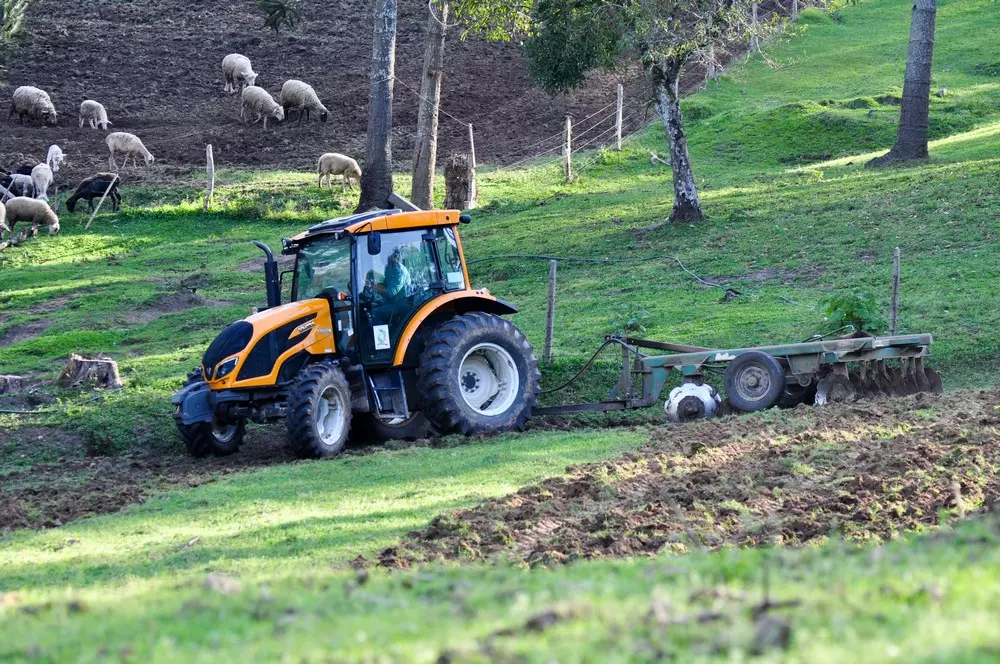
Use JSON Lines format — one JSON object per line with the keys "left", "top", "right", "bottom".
{"left": 280, "top": 80, "right": 328, "bottom": 125}
{"left": 317, "top": 153, "right": 362, "bottom": 191}
{"left": 2, "top": 174, "right": 34, "bottom": 199}
{"left": 0, "top": 200, "right": 6, "bottom": 241}
{"left": 4, "top": 197, "right": 59, "bottom": 242}
{"left": 8, "top": 86, "right": 58, "bottom": 126}
{"left": 222, "top": 54, "right": 258, "bottom": 94}
{"left": 79, "top": 100, "right": 112, "bottom": 130}
{"left": 31, "top": 163, "right": 53, "bottom": 202}
{"left": 106, "top": 132, "right": 155, "bottom": 170}
{"left": 241, "top": 86, "right": 284, "bottom": 129}
{"left": 46, "top": 145, "right": 65, "bottom": 172}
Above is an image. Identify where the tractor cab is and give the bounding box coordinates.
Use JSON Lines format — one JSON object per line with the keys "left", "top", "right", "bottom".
{"left": 285, "top": 209, "right": 471, "bottom": 367}
{"left": 173, "top": 209, "right": 540, "bottom": 461}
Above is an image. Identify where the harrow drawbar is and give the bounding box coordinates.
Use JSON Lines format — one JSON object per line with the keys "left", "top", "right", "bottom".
{"left": 535, "top": 332, "right": 941, "bottom": 421}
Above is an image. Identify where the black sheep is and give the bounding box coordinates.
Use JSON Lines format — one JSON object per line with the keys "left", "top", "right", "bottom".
{"left": 66, "top": 173, "right": 122, "bottom": 213}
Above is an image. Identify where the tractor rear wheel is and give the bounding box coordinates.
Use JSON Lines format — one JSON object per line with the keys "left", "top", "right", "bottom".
{"left": 417, "top": 312, "right": 540, "bottom": 435}
{"left": 176, "top": 368, "right": 245, "bottom": 457}
{"left": 286, "top": 363, "right": 352, "bottom": 459}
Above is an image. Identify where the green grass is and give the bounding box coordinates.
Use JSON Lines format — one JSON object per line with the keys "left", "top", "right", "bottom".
{"left": 3, "top": 0, "right": 1000, "bottom": 659}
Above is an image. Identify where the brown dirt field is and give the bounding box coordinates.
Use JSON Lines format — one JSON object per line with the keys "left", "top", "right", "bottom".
{"left": 1, "top": 0, "right": 646, "bottom": 182}
{"left": 0, "top": 426, "right": 297, "bottom": 533}
{"left": 378, "top": 390, "right": 1000, "bottom": 567}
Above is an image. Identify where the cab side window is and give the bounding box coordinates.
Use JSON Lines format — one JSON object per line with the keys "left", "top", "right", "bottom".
{"left": 436, "top": 228, "right": 466, "bottom": 291}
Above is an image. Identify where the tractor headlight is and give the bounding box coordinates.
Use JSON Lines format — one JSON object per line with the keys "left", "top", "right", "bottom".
{"left": 214, "top": 357, "right": 238, "bottom": 380}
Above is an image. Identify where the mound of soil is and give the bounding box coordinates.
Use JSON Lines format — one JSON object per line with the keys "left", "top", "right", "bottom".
{"left": 1, "top": 0, "right": 644, "bottom": 181}
{"left": 379, "top": 391, "right": 1000, "bottom": 567}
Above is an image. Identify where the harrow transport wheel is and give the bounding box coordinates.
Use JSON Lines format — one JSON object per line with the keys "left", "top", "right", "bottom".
{"left": 723, "top": 351, "right": 785, "bottom": 412}
{"left": 351, "top": 412, "right": 433, "bottom": 443}
{"left": 286, "top": 363, "right": 352, "bottom": 459}
{"left": 176, "top": 368, "right": 245, "bottom": 457}
{"left": 417, "top": 312, "right": 540, "bottom": 435}
{"left": 815, "top": 374, "right": 856, "bottom": 405}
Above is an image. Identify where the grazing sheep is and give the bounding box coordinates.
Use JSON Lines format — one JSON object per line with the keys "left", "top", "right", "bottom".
{"left": 241, "top": 86, "right": 284, "bottom": 129}
{"left": 45, "top": 145, "right": 65, "bottom": 172}
{"left": 222, "top": 54, "right": 258, "bottom": 94}
{"left": 0, "top": 201, "right": 6, "bottom": 242}
{"left": 280, "top": 80, "right": 328, "bottom": 125}
{"left": 106, "top": 132, "right": 155, "bottom": 170}
{"left": 317, "top": 153, "right": 362, "bottom": 191}
{"left": 66, "top": 173, "right": 121, "bottom": 213}
{"left": 30, "top": 163, "right": 53, "bottom": 201}
{"left": 1, "top": 173, "right": 34, "bottom": 199}
{"left": 79, "top": 100, "right": 112, "bottom": 130}
{"left": 8, "top": 86, "right": 58, "bottom": 126}
{"left": 4, "top": 197, "right": 59, "bottom": 242}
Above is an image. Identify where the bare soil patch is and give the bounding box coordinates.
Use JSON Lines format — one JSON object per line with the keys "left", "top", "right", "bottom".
{"left": 0, "top": 427, "right": 297, "bottom": 533}
{"left": 378, "top": 391, "right": 1000, "bottom": 567}
{"left": 2, "top": 0, "right": 645, "bottom": 183}
{"left": 0, "top": 318, "right": 52, "bottom": 347}
{"left": 122, "top": 290, "right": 233, "bottom": 326}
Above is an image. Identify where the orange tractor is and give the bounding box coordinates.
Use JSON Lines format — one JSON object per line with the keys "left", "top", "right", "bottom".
{"left": 172, "top": 209, "right": 540, "bottom": 458}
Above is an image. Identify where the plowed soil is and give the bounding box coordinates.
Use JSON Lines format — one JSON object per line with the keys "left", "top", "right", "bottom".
{"left": 378, "top": 391, "right": 1000, "bottom": 567}
{"left": 1, "top": 0, "right": 644, "bottom": 181}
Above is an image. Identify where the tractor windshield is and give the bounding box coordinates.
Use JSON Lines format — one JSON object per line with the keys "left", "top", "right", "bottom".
{"left": 294, "top": 236, "right": 352, "bottom": 301}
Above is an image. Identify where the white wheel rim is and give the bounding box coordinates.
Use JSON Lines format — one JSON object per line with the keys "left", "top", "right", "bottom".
{"left": 316, "top": 385, "right": 347, "bottom": 445}
{"left": 458, "top": 343, "right": 519, "bottom": 417}
{"left": 212, "top": 418, "right": 237, "bottom": 443}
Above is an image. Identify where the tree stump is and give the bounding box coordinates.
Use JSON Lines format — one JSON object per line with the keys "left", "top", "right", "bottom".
{"left": 0, "top": 375, "right": 24, "bottom": 394}
{"left": 57, "top": 354, "right": 123, "bottom": 389}
{"left": 444, "top": 154, "right": 477, "bottom": 211}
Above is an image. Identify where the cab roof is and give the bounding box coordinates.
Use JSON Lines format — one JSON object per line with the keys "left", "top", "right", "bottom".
{"left": 283, "top": 209, "right": 465, "bottom": 252}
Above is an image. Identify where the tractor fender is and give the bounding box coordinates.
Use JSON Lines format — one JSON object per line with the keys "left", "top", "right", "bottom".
{"left": 393, "top": 290, "right": 518, "bottom": 366}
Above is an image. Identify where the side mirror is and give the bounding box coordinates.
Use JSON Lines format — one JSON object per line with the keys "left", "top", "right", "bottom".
{"left": 367, "top": 232, "right": 382, "bottom": 256}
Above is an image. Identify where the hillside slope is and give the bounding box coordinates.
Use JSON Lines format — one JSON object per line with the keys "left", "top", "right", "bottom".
{"left": 0, "top": 0, "right": 635, "bottom": 176}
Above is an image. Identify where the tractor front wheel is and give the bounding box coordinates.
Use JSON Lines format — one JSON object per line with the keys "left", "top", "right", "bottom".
{"left": 286, "top": 363, "right": 352, "bottom": 459}
{"left": 177, "top": 368, "right": 245, "bottom": 457}
{"left": 417, "top": 312, "right": 540, "bottom": 435}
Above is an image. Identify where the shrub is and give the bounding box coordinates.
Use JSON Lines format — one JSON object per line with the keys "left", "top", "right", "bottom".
{"left": 821, "top": 288, "right": 885, "bottom": 333}
{"left": 0, "top": 0, "right": 31, "bottom": 43}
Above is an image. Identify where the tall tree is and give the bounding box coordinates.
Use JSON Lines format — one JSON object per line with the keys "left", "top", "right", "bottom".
{"left": 525, "top": 0, "right": 765, "bottom": 222}
{"left": 411, "top": 1, "right": 449, "bottom": 210}
{"left": 866, "top": 0, "right": 937, "bottom": 167}
{"left": 357, "top": 0, "right": 398, "bottom": 212}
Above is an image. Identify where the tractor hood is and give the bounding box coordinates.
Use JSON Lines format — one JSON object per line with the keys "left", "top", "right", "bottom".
{"left": 201, "top": 299, "right": 335, "bottom": 390}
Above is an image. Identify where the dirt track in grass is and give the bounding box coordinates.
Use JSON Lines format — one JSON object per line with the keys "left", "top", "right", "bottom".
{"left": 377, "top": 390, "right": 1000, "bottom": 567}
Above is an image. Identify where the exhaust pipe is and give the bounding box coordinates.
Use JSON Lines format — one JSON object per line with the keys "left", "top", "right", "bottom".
{"left": 252, "top": 241, "right": 281, "bottom": 309}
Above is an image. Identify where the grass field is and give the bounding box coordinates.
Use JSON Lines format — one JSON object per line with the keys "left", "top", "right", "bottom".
{"left": 3, "top": 0, "right": 1000, "bottom": 659}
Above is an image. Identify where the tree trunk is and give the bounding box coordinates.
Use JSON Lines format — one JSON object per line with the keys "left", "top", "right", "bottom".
{"left": 411, "top": 1, "right": 448, "bottom": 210}
{"left": 356, "top": 0, "right": 398, "bottom": 212}
{"left": 650, "top": 61, "right": 705, "bottom": 222}
{"left": 866, "top": 0, "right": 937, "bottom": 167}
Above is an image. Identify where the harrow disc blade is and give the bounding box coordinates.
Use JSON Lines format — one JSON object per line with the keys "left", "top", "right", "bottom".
{"left": 902, "top": 368, "right": 921, "bottom": 395}
{"left": 924, "top": 367, "right": 944, "bottom": 394}
{"left": 887, "top": 368, "right": 908, "bottom": 396}
{"left": 849, "top": 372, "right": 868, "bottom": 399}
{"left": 914, "top": 366, "right": 930, "bottom": 392}
{"left": 815, "top": 374, "right": 856, "bottom": 405}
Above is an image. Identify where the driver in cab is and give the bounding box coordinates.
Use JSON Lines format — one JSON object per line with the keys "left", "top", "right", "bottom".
{"left": 383, "top": 248, "right": 411, "bottom": 300}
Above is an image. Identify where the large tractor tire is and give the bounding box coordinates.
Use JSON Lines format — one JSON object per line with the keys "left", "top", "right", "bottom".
{"left": 176, "top": 368, "right": 245, "bottom": 457}
{"left": 286, "top": 362, "right": 352, "bottom": 459}
{"left": 416, "top": 312, "right": 540, "bottom": 435}
{"left": 351, "top": 412, "right": 434, "bottom": 443}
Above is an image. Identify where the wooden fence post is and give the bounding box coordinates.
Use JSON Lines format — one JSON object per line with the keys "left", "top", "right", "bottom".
{"left": 563, "top": 115, "right": 573, "bottom": 182}
{"left": 889, "top": 246, "right": 901, "bottom": 335}
{"left": 544, "top": 259, "right": 557, "bottom": 364}
{"left": 791, "top": 0, "right": 799, "bottom": 20}
{"left": 85, "top": 175, "right": 119, "bottom": 231}
{"left": 467, "top": 123, "right": 477, "bottom": 171}
{"left": 615, "top": 83, "right": 624, "bottom": 151}
{"left": 204, "top": 144, "right": 215, "bottom": 211}
{"left": 751, "top": 3, "right": 760, "bottom": 53}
